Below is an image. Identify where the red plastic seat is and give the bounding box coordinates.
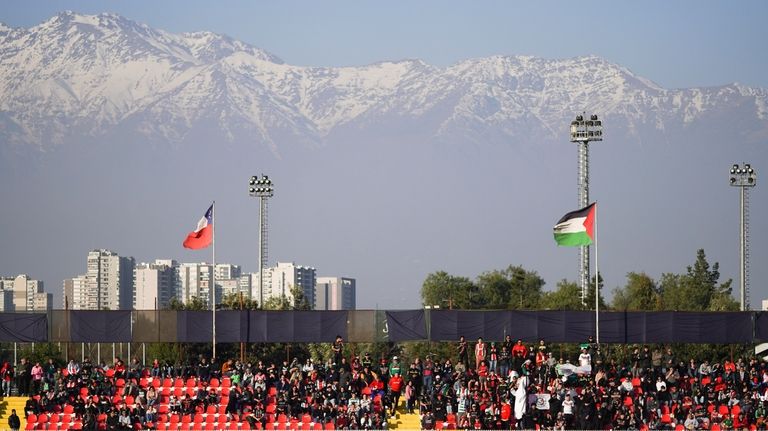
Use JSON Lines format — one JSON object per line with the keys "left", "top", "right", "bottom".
{"left": 324, "top": 423, "right": 334, "bottom": 430}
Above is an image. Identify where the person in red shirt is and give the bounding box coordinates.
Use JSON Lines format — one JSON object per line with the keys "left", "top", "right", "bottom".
{"left": 477, "top": 361, "right": 489, "bottom": 391}
{"left": 388, "top": 373, "right": 404, "bottom": 416}
{"left": 500, "top": 400, "right": 512, "bottom": 429}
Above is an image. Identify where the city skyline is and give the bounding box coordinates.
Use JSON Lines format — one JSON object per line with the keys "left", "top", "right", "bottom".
{"left": 31, "top": 248, "right": 357, "bottom": 310}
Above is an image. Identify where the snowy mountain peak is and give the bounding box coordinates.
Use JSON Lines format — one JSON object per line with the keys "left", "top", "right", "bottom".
{"left": 0, "top": 12, "right": 766, "bottom": 154}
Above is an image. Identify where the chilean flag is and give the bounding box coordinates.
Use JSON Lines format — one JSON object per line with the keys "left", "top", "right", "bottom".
{"left": 183, "top": 204, "right": 213, "bottom": 249}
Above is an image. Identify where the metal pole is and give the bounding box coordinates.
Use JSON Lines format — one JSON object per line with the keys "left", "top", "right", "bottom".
{"left": 740, "top": 186, "right": 745, "bottom": 311}
{"left": 212, "top": 201, "right": 217, "bottom": 359}
{"left": 97, "top": 343, "right": 101, "bottom": 365}
{"left": 240, "top": 292, "right": 245, "bottom": 362}
{"left": 578, "top": 142, "right": 590, "bottom": 305}
{"left": 594, "top": 203, "right": 599, "bottom": 345}
{"left": 259, "top": 197, "right": 265, "bottom": 308}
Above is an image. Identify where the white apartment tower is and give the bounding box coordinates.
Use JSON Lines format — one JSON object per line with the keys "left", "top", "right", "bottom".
{"left": 178, "top": 263, "right": 215, "bottom": 307}
{"left": 3, "top": 275, "right": 50, "bottom": 312}
{"left": 0, "top": 278, "right": 17, "bottom": 312}
{"left": 63, "top": 275, "right": 87, "bottom": 309}
{"left": 316, "top": 277, "right": 356, "bottom": 310}
{"left": 134, "top": 260, "right": 178, "bottom": 309}
{"left": 268, "top": 262, "right": 316, "bottom": 308}
{"left": 83, "top": 249, "right": 136, "bottom": 310}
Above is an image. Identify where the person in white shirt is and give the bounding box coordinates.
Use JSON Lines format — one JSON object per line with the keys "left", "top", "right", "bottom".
{"left": 578, "top": 348, "right": 592, "bottom": 368}
{"left": 562, "top": 393, "right": 575, "bottom": 427}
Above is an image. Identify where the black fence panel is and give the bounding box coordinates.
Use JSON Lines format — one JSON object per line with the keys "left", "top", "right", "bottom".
{"left": 177, "top": 311, "right": 212, "bottom": 343}
{"left": 70, "top": 311, "right": 131, "bottom": 342}
{"left": 508, "top": 311, "right": 539, "bottom": 342}
{"left": 385, "top": 310, "right": 426, "bottom": 341}
{"left": 0, "top": 313, "right": 47, "bottom": 342}
{"left": 0, "top": 310, "right": 761, "bottom": 344}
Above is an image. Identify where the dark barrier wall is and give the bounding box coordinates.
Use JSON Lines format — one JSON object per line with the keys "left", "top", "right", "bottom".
{"left": 0, "top": 313, "right": 47, "bottom": 342}
{"left": 386, "top": 310, "right": 427, "bottom": 341}
{"left": 70, "top": 311, "right": 132, "bottom": 342}
{"left": 0, "top": 310, "right": 762, "bottom": 344}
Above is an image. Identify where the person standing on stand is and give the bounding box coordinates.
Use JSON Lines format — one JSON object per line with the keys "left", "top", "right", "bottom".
{"left": 474, "top": 337, "right": 486, "bottom": 370}
{"left": 8, "top": 409, "right": 20, "bottom": 431}
{"left": 457, "top": 336, "right": 468, "bottom": 368}
{"left": 332, "top": 335, "right": 344, "bottom": 367}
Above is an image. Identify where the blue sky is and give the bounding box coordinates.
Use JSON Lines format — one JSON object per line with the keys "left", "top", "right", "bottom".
{"left": 2, "top": 0, "right": 767, "bottom": 89}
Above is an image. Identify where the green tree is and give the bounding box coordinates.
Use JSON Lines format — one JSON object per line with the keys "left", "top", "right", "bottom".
{"left": 220, "top": 292, "right": 260, "bottom": 310}
{"left": 539, "top": 279, "right": 584, "bottom": 310}
{"left": 19, "top": 343, "right": 64, "bottom": 366}
{"left": 476, "top": 265, "right": 544, "bottom": 309}
{"left": 612, "top": 272, "right": 660, "bottom": 311}
{"left": 584, "top": 273, "right": 608, "bottom": 311}
{"left": 539, "top": 277, "right": 606, "bottom": 311}
{"left": 660, "top": 249, "right": 735, "bottom": 311}
{"left": 421, "top": 271, "right": 478, "bottom": 309}
{"left": 168, "top": 296, "right": 208, "bottom": 310}
{"left": 263, "top": 285, "right": 311, "bottom": 310}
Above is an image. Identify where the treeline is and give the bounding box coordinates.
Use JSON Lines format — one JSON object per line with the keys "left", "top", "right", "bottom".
{"left": 421, "top": 249, "right": 738, "bottom": 312}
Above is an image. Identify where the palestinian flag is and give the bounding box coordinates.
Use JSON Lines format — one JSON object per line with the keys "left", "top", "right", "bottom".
{"left": 553, "top": 203, "right": 596, "bottom": 246}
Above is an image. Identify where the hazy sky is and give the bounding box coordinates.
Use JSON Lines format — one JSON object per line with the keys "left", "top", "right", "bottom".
{"left": 2, "top": 0, "right": 767, "bottom": 90}
{"left": 1, "top": 1, "right": 767, "bottom": 310}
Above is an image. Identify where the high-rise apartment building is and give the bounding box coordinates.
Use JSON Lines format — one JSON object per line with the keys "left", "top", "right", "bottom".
{"left": 134, "top": 261, "right": 177, "bottom": 309}
{"left": 216, "top": 264, "right": 241, "bottom": 280}
{"left": 0, "top": 278, "right": 16, "bottom": 312}
{"left": 267, "top": 262, "right": 316, "bottom": 308}
{"left": 178, "top": 263, "right": 215, "bottom": 307}
{"left": 69, "top": 249, "right": 136, "bottom": 310}
{"left": 62, "top": 275, "right": 87, "bottom": 309}
{"left": 2, "top": 274, "right": 49, "bottom": 312}
{"left": 315, "top": 277, "right": 356, "bottom": 310}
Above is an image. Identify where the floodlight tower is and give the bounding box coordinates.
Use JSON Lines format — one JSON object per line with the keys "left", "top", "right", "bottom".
{"left": 249, "top": 175, "right": 274, "bottom": 308}
{"left": 729, "top": 163, "right": 757, "bottom": 311}
{"left": 569, "top": 114, "right": 603, "bottom": 304}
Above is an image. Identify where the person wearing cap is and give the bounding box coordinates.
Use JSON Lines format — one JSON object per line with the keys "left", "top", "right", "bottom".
{"left": 389, "top": 356, "right": 401, "bottom": 377}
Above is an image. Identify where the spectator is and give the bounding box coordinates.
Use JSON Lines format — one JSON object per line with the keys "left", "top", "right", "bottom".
{"left": 8, "top": 408, "right": 20, "bottom": 431}
{"left": 1, "top": 362, "right": 13, "bottom": 397}
{"left": 474, "top": 337, "right": 486, "bottom": 370}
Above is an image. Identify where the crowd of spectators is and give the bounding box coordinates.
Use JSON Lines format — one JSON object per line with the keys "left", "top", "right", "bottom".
{"left": 3, "top": 335, "right": 767, "bottom": 430}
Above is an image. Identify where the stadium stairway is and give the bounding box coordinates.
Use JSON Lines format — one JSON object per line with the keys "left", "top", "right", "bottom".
{"left": 0, "top": 396, "right": 27, "bottom": 430}
{"left": 389, "top": 399, "right": 421, "bottom": 430}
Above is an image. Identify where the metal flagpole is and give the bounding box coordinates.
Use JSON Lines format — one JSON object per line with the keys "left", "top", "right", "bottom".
{"left": 594, "top": 202, "right": 599, "bottom": 345}
{"left": 212, "top": 201, "right": 217, "bottom": 360}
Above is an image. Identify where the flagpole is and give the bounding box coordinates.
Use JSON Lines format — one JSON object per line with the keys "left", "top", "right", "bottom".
{"left": 594, "top": 202, "right": 599, "bottom": 345}
{"left": 212, "top": 201, "right": 217, "bottom": 360}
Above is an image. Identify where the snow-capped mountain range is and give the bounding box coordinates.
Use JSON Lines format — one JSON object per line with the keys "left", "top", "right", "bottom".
{"left": 2, "top": 11, "right": 767, "bottom": 156}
